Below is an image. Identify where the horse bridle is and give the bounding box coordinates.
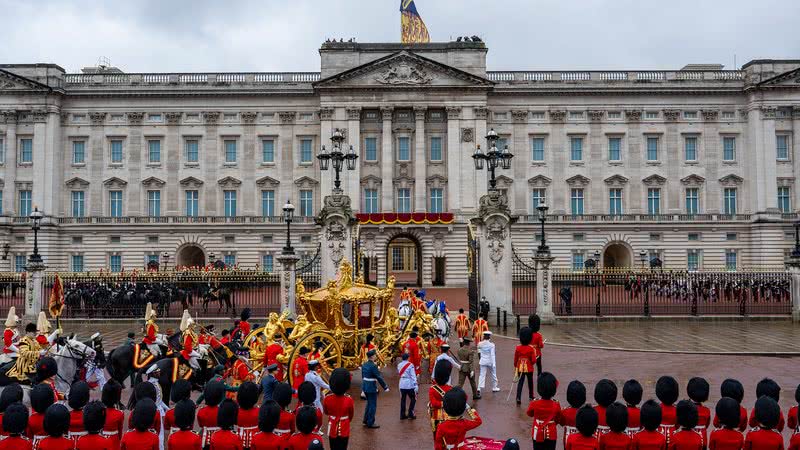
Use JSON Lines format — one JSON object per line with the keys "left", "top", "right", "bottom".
{"left": 52, "top": 340, "right": 96, "bottom": 384}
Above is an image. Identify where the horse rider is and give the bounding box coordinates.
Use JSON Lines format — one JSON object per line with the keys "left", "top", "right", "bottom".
{"left": 35, "top": 311, "right": 61, "bottom": 354}
{"left": 142, "top": 302, "right": 163, "bottom": 358}
{"left": 1, "top": 306, "right": 20, "bottom": 362}
{"left": 7, "top": 322, "right": 46, "bottom": 381}
{"left": 85, "top": 332, "right": 107, "bottom": 390}
{"left": 180, "top": 310, "right": 202, "bottom": 371}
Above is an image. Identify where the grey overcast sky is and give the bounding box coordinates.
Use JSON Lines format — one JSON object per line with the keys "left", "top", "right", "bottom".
{"left": 2, "top": 0, "right": 798, "bottom": 73}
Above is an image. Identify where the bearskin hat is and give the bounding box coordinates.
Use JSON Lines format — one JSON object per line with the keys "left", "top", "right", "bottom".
{"left": 329, "top": 368, "right": 351, "bottom": 396}
{"left": 171, "top": 379, "right": 192, "bottom": 404}
{"left": 44, "top": 403, "right": 70, "bottom": 437}
{"left": 102, "top": 380, "right": 122, "bottom": 409}
{"left": 655, "top": 376, "right": 679, "bottom": 405}
{"left": 576, "top": 405, "right": 599, "bottom": 437}
{"left": 202, "top": 381, "right": 225, "bottom": 407}
{"left": 676, "top": 399, "right": 699, "bottom": 429}
{"left": 241, "top": 308, "right": 252, "bottom": 323}
{"left": 258, "top": 400, "right": 281, "bottom": 433}
{"left": 237, "top": 381, "right": 259, "bottom": 410}
{"left": 31, "top": 383, "right": 55, "bottom": 414}
{"left": 133, "top": 381, "right": 157, "bottom": 407}
{"left": 443, "top": 387, "right": 468, "bottom": 418}
{"left": 755, "top": 378, "right": 781, "bottom": 402}
{"left": 715, "top": 397, "right": 741, "bottom": 429}
{"left": 308, "top": 439, "right": 324, "bottom": 450}
{"left": 132, "top": 398, "right": 156, "bottom": 432}
{"left": 295, "top": 405, "right": 318, "bottom": 434}
{"left": 503, "top": 439, "right": 521, "bottom": 450}
{"left": 83, "top": 401, "right": 106, "bottom": 434}
{"left": 298, "top": 346, "right": 310, "bottom": 355}
{"left": 297, "top": 381, "right": 316, "bottom": 407}
{"left": 537, "top": 372, "right": 558, "bottom": 400}
{"left": 34, "top": 357, "right": 58, "bottom": 383}
{"left": 687, "top": 377, "right": 710, "bottom": 404}
{"left": 754, "top": 396, "right": 780, "bottom": 429}
{"left": 519, "top": 327, "right": 533, "bottom": 346}
{"left": 606, "top": 402, "right": 629, "bottom": 433}
{"left": 2, "top": 402, "right": 28, "bottom": 435}
{"left": 594, "top": 379, "right": 618, "bottom": 407}
{"left": 174, "top": 399, "right": 196, "bottom": 431}
{"left": 795, "top": 384, "right": 800, "bottom": 404}
{"left": 640, "top": 399, "right": 663, "bottom": 431}
{"left": 68, "top": 381, "right": 90, "bottom": 411}
{"left": 528, "top": 314, "right": 541, "bottom": 333}
{"left": 566, "top": 380, "right": 586, "bottom": 408}
{"left": 0, "top": 384, "right": 22, "bottom": 413}
{"left": 25, "top": 323, "right": 36, "bottom": 333}
{"left": 721, "top": 379, "right": 744, "bottom": 403}
{"left": 433, "top": 360, "right": 452, "bottom": 386}
{"left": 273, "top": 383, "right": 293, "bottom": 409}
{"left": 623, "top": 379, "right": 643, "bottom": 407}
{"left": 217, "top": 399, "right": 239, "bottom": 430}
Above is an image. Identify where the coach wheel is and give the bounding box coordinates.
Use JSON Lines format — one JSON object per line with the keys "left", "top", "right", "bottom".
{"left": 287, "top": 331, "right": 342, "bottom": 386}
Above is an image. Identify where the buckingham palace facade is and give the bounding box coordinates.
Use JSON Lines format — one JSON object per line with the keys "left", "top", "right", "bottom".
{"left": 1, "top": 40, "right": 799, "bottom": 290}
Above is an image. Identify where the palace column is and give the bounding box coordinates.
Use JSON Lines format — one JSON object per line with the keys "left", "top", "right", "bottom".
{"left": 414, "top": 106, "right": 427, "bottom": 212}
{"left": 447, "top": 106, "right": 463, "bottom": 212}
{"left": 473, "top": 189, "right": 514, "bottom": 315}
{"left": 346, "top": 107, "right": 362, "bottom": 205}
{"left": 2, "top": 111, "right": 18, "bottom": 216}
{"left": 380, "top": 107, "right": 394, "bottom": 212}
{"left": 278, "top": 112, "right": 296, "bottom": 208}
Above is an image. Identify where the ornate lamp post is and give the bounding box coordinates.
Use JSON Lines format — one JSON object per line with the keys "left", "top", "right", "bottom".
{"left": 594, "top": 250, "right": 601, "bottom": 268}
{"left": 208, "top": 252, "right": 216, "bottom": 264}
{"left": 472, "top": 129, "right": 514, "bottom": 190}
{"left": 28, "top": 207, "right": 44, "bottom": 265}
{"left": 536, "top": 201, "right": 549, "bottom": 255}
{"left": 161, "top": 251, "right": 170, "bottom": 271}
{"left": 639, "top": 250, "right": 648, "bottom": 270}
{"left": 282, "top": 199, "right": 295, "bottom": 255}
{"left": 318, "top": 129, "right": 358, "bottom": 193}
{"left": 793, "top": 220, "right": 800, "bottom": 258}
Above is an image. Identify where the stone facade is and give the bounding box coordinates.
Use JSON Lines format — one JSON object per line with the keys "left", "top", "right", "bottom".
{"left": 1, "top": 44, "right": 799, "bottom": 295}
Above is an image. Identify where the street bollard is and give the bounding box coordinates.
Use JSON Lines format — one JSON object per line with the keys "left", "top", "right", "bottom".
{"left": 516, "top": 315, "right": 520, "bottom": 334}
{"left": 503, "top": 310, "right": 507, "bottom": 330}
{"left": 496, "top": 307, "right": 501, "bottom": 327}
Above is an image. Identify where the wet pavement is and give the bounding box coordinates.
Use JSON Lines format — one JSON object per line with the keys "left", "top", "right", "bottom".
{"left": 64, "top": 319, "right": 800, "bottom": 449}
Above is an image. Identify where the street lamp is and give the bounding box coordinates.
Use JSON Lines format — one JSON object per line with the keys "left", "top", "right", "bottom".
{"left": 536, "top": 200, "right": 549, "bottom": 254}
{"left": 639, "top": 250, "right": 648, "bottom": 269}
{"left": 29, "top": 207, "right": 44, "bottom": 265}
{"left": 161, "top": 252, "right": 170, "bottom": 271}
{"left": 594, "top": 250, "right": 601, "bottom": 269}
{"left": 208, "top": 252, "right": 216, "bottom": 264}
{"left": 318, "top": 129, "right": 358, "bottom": 193}
{"left": 793, "top": 220, "right": 800, "bottom": 258}
{"left": 282, "top": 199, "right": 295, "bottom": 255}
{"left": 473, "top": 129, "right": 514, "bottom": 190}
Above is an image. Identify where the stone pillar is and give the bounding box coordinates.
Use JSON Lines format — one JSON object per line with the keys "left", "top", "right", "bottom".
{"left": 317, "top": 192, "right": 355, "bottom": 283}
{"left": 414, "top": 107, "right": 427, "bottom": 212}
{"left": 447, "top": 107, "right": 463, "bottom": 212}
{"left": 3, "top": 111, "right": 18, "bottom": 216}
{"left": 24, "top": 260, "right": 46, "bottom": 321}
{"left": 473, "top": 189, "right": 515, "bottom": 316}
{"left": 345, "top": 108, "right": 362, "bottom": 204}
{"left": 277, "top": 253, "right": 300, "bottom": 317}
{"left": 534, "top": 252, "right": 556, "bottom": 323}
{"left": 786, "top": 255, "right": 800, "bottom": 322}
{"left": 380, "top": 107, "right": 393, "bottom": 212}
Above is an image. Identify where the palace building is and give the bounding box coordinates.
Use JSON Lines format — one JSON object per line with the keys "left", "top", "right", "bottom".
{"left": 1, "top": 41, "right": 799, "bottom": 297}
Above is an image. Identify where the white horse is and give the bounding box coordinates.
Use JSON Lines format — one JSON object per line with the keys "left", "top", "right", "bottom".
{"left": 398, "top": 300, "right": 413, "bottom": 329}
{"left": 52, "top": 337, "right": 97, "bottom": 398}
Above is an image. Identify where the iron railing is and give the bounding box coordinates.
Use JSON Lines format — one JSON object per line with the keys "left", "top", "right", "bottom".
{"left": 511, "top": 247, "right": 537, "bottom": 316}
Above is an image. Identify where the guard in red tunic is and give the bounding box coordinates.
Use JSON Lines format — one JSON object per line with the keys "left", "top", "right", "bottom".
{"left": 67, "top": 381, "right": 91, "bottom": 445}
{"left": 236, "top": 382, "right": 260, "bottom": 449}
{"left": 747, "top": 379, "right": 785, "bottom": 432}
{"left": 687, "top": 378, "right": 711, "bottom": 449}
{"left": 250, "top": 400, "right": 283, "bottom": 450}
{"left": 209, "top": 399, "right": 243, "bottom": 450}
{"left": 709, "top": 398, "right": 744, "bottom": 450}
{"left": 670, "top": 400, "right": 702, "bottom": 450}
{"left": 594, "top": 379, "right": 619, "bottom": 438}
{"left": 237, "top": 309, "right": 252, "bottom": 341}
{"left": 272, "top": 383, "right": 296, "bottom": 445}
{"left": 76, "top": 401, "right": 111, "bottom": 450}
{"left": 39, "top": 404, "right": 73, "bottom": 450}
{"left": 656, "top": 376, "right": 679, "bottom": 446}
{"left": 35, "top": 312, "right": 60, "bottom": 355}
{"left": 788, "top": 384, "right": 800, "bottom": 433}
{"left": 101, "top": 381, "right": 125, "bottom": 450}
{"left": 600, "top": 403, "right": 631, "bottom": 450}
{"left": 567, "top": 406, "right": 600, "bottom": 450}
{"left": 198, "top": 382, "right": 226, "bottom": 448}
{"left": 296, "top": 383, "right": 322, "bottom": 434}
{"left": 0, "top": 403, "right": 30, "bottom": 450}
{"left": 561, "top": 381, "right": 587, "bottom": 449}
{"left": 180, "top": 311, "right": 201, "bottom": 371}
{"left": 526, "top": 372, "right": 562, "bottom": 448}
{"left": 287, "top": 406, "right": 323, "bottom": 450}
{"left": 264, "top": 335, "right": 286, "bottom": 382}
{"left": 142, "top": 303, "right": 161, "bottom": 359}
{"left": 120, "top": 398, "right": 160, "bottom": 450}
{"left": 623, "top": 380, "right": 644, "bottom": 438}
{"left": 167, "top": 400, "right": 202, "bottom": 450}
{"left": 290, "top": 347, "right": 310, "bottom": 394}
{"left": 434, "top": 388, "right": 483, "bottom": 450}
{"left": 454, "top": 309, "right": 471, "bottom": 341}
{"left": 28, "top": 383, "right": 54, "bottom": 450}
{"left": 529, "top": 315, "right": 545, "bottom": 375}
{"left": 428, "top": 360, "right": 454, "bottom": 437}
{"left": 403, "top": 332, "right": 422, "bottom": 377}
{"left": 229, "top": 349, "right": 254, "bottom": 400}
{"left": 744, "top": 397, "right": 783, "bottom": 450}
{"left": 165, "top": 380, "right": 192, "bottom": 435}
{"left": 514, "top": 327, "right": 537, "bottom": 405}
{"left": 322, "top": 368, "right": 354, "bottom": 450}
{"left": 633, "top": 400, "right": 666, "bottom": 450}
{"left": 471, "top": 313, "right": 489, "bottom": 343}
{"left": 2, "top": 307, "right": 20, "bottom": 359}
{"left": 713, "top": 379, "right": 748, "bottom": 433}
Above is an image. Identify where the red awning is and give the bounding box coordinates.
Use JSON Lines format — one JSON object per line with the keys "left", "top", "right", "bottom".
{"left": 356, "top": 212, "right": 454, "bottom": 225}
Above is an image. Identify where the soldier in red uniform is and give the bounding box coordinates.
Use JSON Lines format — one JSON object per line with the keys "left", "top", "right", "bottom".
{"left": 76, "top": 401, "right": 110, "bottom": 450}
{"left": 287, "top": 406, "right": 323, "bottom": 450}
{"left": 600, "top": 402, "right": 631, "bottom": 450}
{"left": 747, "top": 379, "right": 785, "bottom": 432}
{"left": 561, "top": 381, "right": 587, "bottom": 448}
{"left": 656, "top": 376, "right": 679, "bottom": 446}
{"left": 250, "top": 400, "right": 283, "bottom": 450}
{"left": 687, "top": 378, "right": 711, "bottom": 449}
{"left": 101, "top": 380, "right": 125, "bottom": 450}
{"left": 472, "top": 313, "right": 489, "bottom": 343}
{"left": 515, "top": 327, "right": 537, "bottom": 405}
{"left": 39, "top": 404, "right": 73, "bottom": 450}
{"left": 198, "top": 382, "right": 226, "bottom": 448}
{"left": 403, "top": 332, "right": 422, "bottom": 377}
{"left": 529, "top": 315, "right": 545, "bottom": 376}
{"left": 713, "top": 380, "right": 748, "bottom": 432}
{"left": 709, "top": 398, "right": 744, "bottom": 450}
{"left": 264, "top": 335, "right": 285, "bottom": 382}
{"left": 788, "top": 384, "right": 800, "bottom": 433}
{"left": 744, "top": 397, "right": 783, "bottom": 450}
{"left": 623, "top": 380, "right": 643, "bottom": 438}
{"left": 434, "top": 388, "right": 483, "bottom": 450}
{"left": 633, "top": 400, "right": 666, "bottom": 450}
{"left": 272, "top": 383, "right": 295, "bottom": 445}
{"left": 296, "top": 382, "right": 322, "bottom": 434}
{"left": 67, "top": 381, "right": 91, "bottom": 445}
{"left": 236, "top": 382, "right": 260, "bottom": 449}
{"left": 220, "top": 330, "right": 231, "bottom": 346}
{"left": 27, "top": 383, "right": 54, "bottom": 449}
{"left": 35, "top": 312, "right": 60, "bottom": 355}
{"left": 566, "top": 406, "right": 600, "bottom": 450}
{"left": 209, "top": 399, "right": 243, "bottom": 450}
{"left": 358, "top": 334, "right": 376, "bottom": 365}
{"left": 670, "top": 400, "right": 702, "bottom": 450}
{"left": 229, "top": 349, "right": 254, "bottom": 400}
{"left": 167, "top": 400, "right": 202, "bottom": 450}
{"left": 2, "top": 307, "right": 20, "bottom": 358}
{"left": 35, "top": 357, "right": 64, "bottom": 403}
{"left": 526, "top": 372, "right": 562, "bottom": 450}
{"left": 323, "top": 368, "right": 354, "bottom": 450}
{"left": 426, "top": 333, "right": 445, "bottom": 376}
{"left": 164, "top": 380, "right": 192, "bottom": 435}
{"left": 454, "top": 309, "right": 471, "bottom": 341}
{"left": 428, "top": 360, "right": 454, "bottom": 438}
{"left": 238, "top": 309, "right": 252, "bottom": 340}
{"left": 120, "top": 398, "right": 160, "bottom": 450}
{"left": 0, "top": 402, "right": 29, "bottom": 450}
{"left": 142, "top": 303, "right": 161, "bottom": 359}
{"left": 595, "top": 379, "right": 619, "bottom": 438}
{"left": 290, "top": 347, "right": 310, "bottom": 394}
{"left": 126, "top": 383, "right": 162, "bottom": 436}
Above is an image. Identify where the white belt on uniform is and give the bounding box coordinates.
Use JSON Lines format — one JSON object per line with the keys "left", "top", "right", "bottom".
{"left": 363, "top": 377, "right": 377, "bottom": 382}
{"left": 236, "top": 425, "right": 258, "bottom": 447}
{"left": 32, "top": 434, "right": 47, "bottom": 449}
{"left": 327, "top": 416, "right": 350, "bottom": 436}
{"left": 69, "top": 431, "right": 89, "bottom": 439}
{"left": 100, "top": 430, "right": 117, "bottom": 438}
{"left": 200, "top": 426, "right": 220, "bottom": 445}
{"left": 445, "top": 442, "right": 465, "bottom": 449}
{"left": 624, "top": 427, "right": 640, "bottom": 436}
{"left": 274, "top": 428, "right": 291, "bottom": 435}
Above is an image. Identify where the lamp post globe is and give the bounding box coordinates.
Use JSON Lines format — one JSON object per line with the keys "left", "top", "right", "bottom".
{"left": 473, "top": 128, "right": 513, "bottom": 190}
{"left": 318, "top": 128, "right": 358, "bottom": 193}
{"left": 283, "top": 200, "right": 296, "bottom": 255}
{"left": 29, "top": 207, "right": 44, "bottom": 265}
{"left": 536, "top": 201, "right": 549, "bottom": 254}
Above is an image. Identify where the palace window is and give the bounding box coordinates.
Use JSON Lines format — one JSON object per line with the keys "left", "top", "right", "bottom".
{"left": 262, "top": 139, "right": 274, "bottom": 163}
{"left": 185, "top": 190, "right": 199, "bottom": 217}
{"left": 109, "top": 191, "right": 123, "bottom": 217}
{"left": 609, "top": 188, "right": 623, "bottom": 215}
{"left": 571, "top": 253, "right": 585, "bottom": 272}
{"left": 364, "top": 189, "right": 378, "bottom": 213}
{"left": 262, "top": 254, "right": 274, "bottom": 273}
{"left": 687, "top": 250, "right": 699, "bottom": 271}
{"left": 299, "top": 189, "right": 313, "bottom": 217}
{"left": 110, "top": 255, "right": 122, "bottom": 273}
{"left": 430, "top": 137, "right": 442, "bottom": 161}
{"left": 684, "top": 137, "right": 697, "bottom": 161}
{"left": 531, "top": 137, "right": 545, "bottom": 162}
{"left": 430, "top": 188, "right": 443, "bottom": 213}
{"left": 685, "top": 188, "right": 699, "bottom": 215}
{"left": 72, "top": 141, "right": 85, "bottom": 164}
{"left": 365, "top": 137, "right": 377, "bottom": 161}
{"left": 14, "top": 255, "right": 25, "bottom": 272}
{"left": 398, "top": 137, "right": 410, "bottom": 161}
{"left": 570, "top": 188, "right": 584, "bottom": 215}
{"left": 148, "top": 140, "right": 161, "bottom": 163}
{"left": 224, "top": 254, "right": 236, "bottom": 267}
{"left": 570, "top": 137, "right": 583, "bottom": 161}
{"left": 390, "top": 239, "right": 417, "bottom": 271}
{"left": 725, "top": 250, "right": 737, "bottom": 271}
{"left": 224, "top": 139, "right": 237, "bottom": 163}
{"left": 608, "top": 137, "right": 621, "bottom": 161}
{"left": 300, "top": 139, "right": 313, "bottom": 163}
{"left": 19, "top": 190, "right": 31, "bottom": 217}
{"left": 147, "top": 190, "right": 161, "bottom": 217}
{"left": 111, "top": 139, "right": 124, "bottom": 163}
{"left": 646, "top": 137, "right": 659, "bottom": 161}
{"left": 723, "top": 137, "right": 736, "bottom": 161}
{"left": 185, "top": 139, "right": 199, "bottom": 163}
{"left": 723, "top": 188, "right": 737, "bottom": 215}
{"left": 397, "top": 188, "right": 411, "bottom": 213}
{"left": 20, "top": 138, "right": 32, "bottom": 163}
{"left": 261, "top": 190, "right": 275, "bottom": 216}
{"left": 71, "top": 255, "right": 84, "bottom": 272}
{"left": 777, "top": 135, "right": 790, "bottom": 160}
{"left": 647, "top": 188, "right": 661, "bottom": 215}
{"left": 71, "top": 191, "right": 85, "bottom": 218}
{"left": 778, "top": 186, "right": 791, "bottom": 213}
{"left": 532, "top": 189, "right": 546, "bottom": 212}
{"left": 224, "top": 190, "right": 237, "bottom": 217}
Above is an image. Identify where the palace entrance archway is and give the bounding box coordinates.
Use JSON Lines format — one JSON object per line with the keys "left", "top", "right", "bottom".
{"left": 176, "top": 244, "right": 206, "bottom": 268}
{"left": 386, "top": 235, "right": 422, "bottom": 287}
{"left": 603, "top": 242, "right": 632, "bottom": 269}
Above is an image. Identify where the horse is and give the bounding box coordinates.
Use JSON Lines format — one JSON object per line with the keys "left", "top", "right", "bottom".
{"left": 51, "top": 336, "right": 97, "bottom": 397}
{"left": 202, "top": 285, "right": 235, "bottom": 316}
{"left": 425, "top": 299, "right": 452, "bottom": 338}
{"left": 398, "top": 300, "right": 413, "bottom": 330}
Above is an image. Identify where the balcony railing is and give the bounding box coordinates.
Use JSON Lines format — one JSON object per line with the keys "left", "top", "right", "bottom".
{"left": 52, "top": 215, "right": 318, "bottom": 225}
{"left": 517, "top": 213, "right": 754, "bottom": 223}
{"left": 64, "top": 72, "right": 321, "bottom": 86}
{"left": 487, "top": 70, "right": 744, "bottom": 84}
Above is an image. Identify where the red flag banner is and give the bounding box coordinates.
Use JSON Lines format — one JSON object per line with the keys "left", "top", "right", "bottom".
{"left": 48, "top": 274, "right": 64, "bottom": 318}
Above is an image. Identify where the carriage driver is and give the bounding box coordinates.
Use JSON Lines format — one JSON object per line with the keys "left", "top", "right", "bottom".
{"left": 180, "top": 310, "right": 202, "bottom": 371}
{"left": 142, "top": 302, "right": 163, "bottom": 358}
{"left": 35, "top": 311, "right": 61, "bottom": 354}
{"left": 1, "top": 306, "right": 20, "bottom": 361}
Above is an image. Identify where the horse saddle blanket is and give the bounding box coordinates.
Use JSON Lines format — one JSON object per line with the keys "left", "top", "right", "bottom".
{"left": 133, "top": 344, "right": 155, "bottom": 370}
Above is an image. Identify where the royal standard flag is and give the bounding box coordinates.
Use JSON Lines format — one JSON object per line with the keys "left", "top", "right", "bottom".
{"left": 400, "top": 0, "right": 430, "bottom": 44}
